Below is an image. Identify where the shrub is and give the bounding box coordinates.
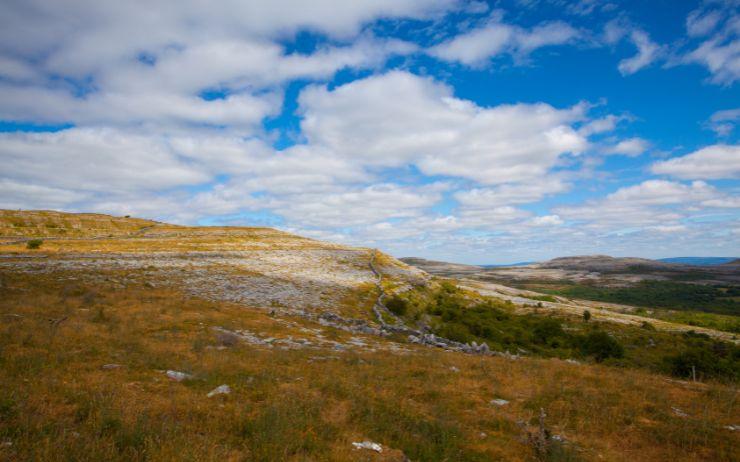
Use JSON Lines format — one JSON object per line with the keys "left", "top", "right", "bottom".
{"left": 26, "top": 239, "right": 43, "bottom": 249}
{"left": 532, "top": 318, "right": 565, "bottom": 346}
{"left": 665, "top": 340, "right": 740, "bottom": 381}
{"left": 582, "top": 310, "right": 591, "bottom": 322}
{"left": 385, "top": 296, "right": 409, "bottom": 316}
{"left": 435, "top": 322, "right": 472, "bottom": 343}
{"left": 580, "top": 331, "right": 624, "bottom": 362}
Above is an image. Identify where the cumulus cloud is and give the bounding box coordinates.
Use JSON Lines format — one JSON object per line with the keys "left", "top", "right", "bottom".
{"left": 428, "top": 12, "right": 578, "bottom": 66}
{"left": 0, "top": 128, "right": 209, "bottom": 193}
{"left": 454, "top": 179, "right": 570, "bottom": 209}
{"left": 298, "top": 71, "right": 588, "bottom": 184}
{"left": 0, "top": 0, "right": 443, "bottom": 132}
{"left": 605, "top": 137, "right": 649, "bottom": 156}
{"left": 651, "top": 144, "right": 740, "bottom": 179}
{"left": 555, "top": 179, "right": 733, "bottom": 232}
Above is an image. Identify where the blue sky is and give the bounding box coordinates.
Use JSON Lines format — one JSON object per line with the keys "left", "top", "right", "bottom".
{"left": 0, "top": 0, "right": 739, "bottom": 263}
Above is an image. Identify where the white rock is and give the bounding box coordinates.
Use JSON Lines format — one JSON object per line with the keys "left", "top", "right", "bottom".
{"left": 671, "top": 406, "right": 688, "bottom": 418}
{"left": 207, "top": 384, "right": 231, "bottom": 397}
{"left": 352, "top": 441, "right": 382, "bottom": 453}
{"left": 165, "top": 370, "right": 192, "bottom": 381}
{"left": 725, "top": 424, "right": 739, "bottom": 431}
{"left": 101, "top": 363, "right": 122, "bottom": 370}
{"left": 449, "top": 366, "right": 460, "bottom": 373}
{"left": 490, "top": 399, "right": 509, "bottom": 406}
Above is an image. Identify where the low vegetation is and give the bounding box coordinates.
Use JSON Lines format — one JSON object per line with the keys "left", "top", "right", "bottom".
{"left": 1, "top": 270, "right": 738, "bottom": 461}
{"left": 1, "top": 211, "right": 738, "bottom": 461}
{"left": 539, "top": 281, "right": 740, "bottom": 316}
{"left": 25, "top": 239, "right": 42, "bottom": 250}
{"left": 387, "top": 282, "right": 740, "bottom": 381}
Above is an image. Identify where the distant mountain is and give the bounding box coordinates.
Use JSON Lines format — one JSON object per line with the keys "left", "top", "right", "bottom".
{"left": 658, "top": 257, "right": 739, "bottom": 266}
{"left": 481, "top": 261, "right": 536, "bottom": 268}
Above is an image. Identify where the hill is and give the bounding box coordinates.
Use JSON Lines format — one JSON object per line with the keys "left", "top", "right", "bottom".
{"left": 1, "top": 211, "right": 739, "bottom": 461}
{"left": 0, "top": 209, "right": 160, "bottom": 239}
{"left": 536, "top": 255, "right": 677, "bottom": 272}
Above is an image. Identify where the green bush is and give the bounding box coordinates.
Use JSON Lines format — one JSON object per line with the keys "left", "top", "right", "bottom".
{"left": 385, "top": 296, "right": 409, "bottom": 316}
{"left": 532, "top": 318, "right": 565, "bottom": 346}
{"left": 26, "top": 239, "right": 43, "bottom": 249}
{"left": 665, "top": 337, "right": 740, "bottom": 381}
{"left": 579, "top": 331, "right": 624, "bottom": 362}
{"left": 435, "top": 322, "right": 472, "bottom": 343}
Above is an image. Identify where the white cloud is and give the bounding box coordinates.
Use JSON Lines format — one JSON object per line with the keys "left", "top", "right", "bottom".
{"left": 603, "top": 20, "right": 662, "bottom": 75}
{"left": 454, "top": 179, "right": 569, "bottom": 208}
{"left": 605, "top": 137, "right": 649, "bottom": 156}
{"left": 707, "top": 108, "right": 740, "bottom": 136}
{"left": 556, "top": 179, "right": 738, "bottom": 234}
{"left": 606, "top": 180, "right": 717, "bottom": 205}
{"left": 428, "top": 12, "right": 578, "bottom": 66}
{"left": 687, "top": 8, "right": 723, "bottom": 37}
{"left": 0, "top": 1, "right": 446, "bottom": 133}
{"left": 618, "top": 30, "right": 662, "bottom": 75}
{"left": 298, "top": 71, "right": 588, "bottom": 184}
{"left": 0, "top": 128, "right": 210, "bottom": 193}
{"left": 681, "top": 4, "right": 740, "bottom": 84}
{"left": 530, "top": 214, "right": 564, "bottom": 226}
{"left": 651, "top": 144, "right": 740, "bottom": 179}
{"left": 578, "top": 115, "right": 623, "bottom": 136}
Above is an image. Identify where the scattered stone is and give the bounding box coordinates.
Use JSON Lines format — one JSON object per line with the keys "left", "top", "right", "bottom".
{"left": 724, "top": 424, "right": 739, "bottom": 431}
{"left": 207, "top": 384, "right": 231, "bottom": 397}
{"left": 101, "top": 363, "right": 122, "bottom": 370}
{"left": 490, "top": 399, "right": 509, "bottom": 406}
{"left": 449, "top": 366, "right": 460, "bottom": 373}
{"left": 671, "top": 407, "right": 688, "bottom": 418}
{"left": 478, "top": 432, "right": 487, "bottom": 439}
{"left": 166, "top": 370, "right": 193, "bottom": 382}
{"left": 565, "top": 359, "right": 580, "bottom": 365}
{"left": 352, "top": 441, "right": 383, "bottom": 453}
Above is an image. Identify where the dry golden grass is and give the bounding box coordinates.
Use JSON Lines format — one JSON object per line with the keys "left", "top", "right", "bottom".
{"left": 1, "top": 210, "right": 738, "bottom": 461}
{"left": 0, "top": 209, "right": 159, "bottom": 239}
{"left": 1, "top": 268, "right": 738, "bottom": 462}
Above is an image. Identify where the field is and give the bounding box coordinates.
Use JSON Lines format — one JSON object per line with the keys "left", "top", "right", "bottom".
{"left": 1, "top": 211, "right": 739, "bottom": 461}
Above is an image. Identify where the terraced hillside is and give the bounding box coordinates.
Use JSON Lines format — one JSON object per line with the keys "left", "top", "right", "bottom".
{"left": 1, "top": 210, "right": 738, "bottom": 461}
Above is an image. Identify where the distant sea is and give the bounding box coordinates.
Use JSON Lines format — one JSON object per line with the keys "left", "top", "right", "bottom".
{"left": 658, "top": 257, "right": 738, "bottom": 266}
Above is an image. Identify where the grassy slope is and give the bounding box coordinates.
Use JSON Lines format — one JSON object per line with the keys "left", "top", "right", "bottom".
{"left": 1, "top": 270, "right": 738, "bottom": 462}
{"left": 0, "top": 210, "right": 738, "bottom": 461}
{"left": 0, "top": 209, "right": 159, "bottom": 239}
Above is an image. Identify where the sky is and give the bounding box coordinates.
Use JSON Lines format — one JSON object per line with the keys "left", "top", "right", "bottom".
{"left": 0, "top": 0, "right": 739, "bottom": 264}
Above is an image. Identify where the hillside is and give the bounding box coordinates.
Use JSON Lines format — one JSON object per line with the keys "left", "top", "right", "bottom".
{"left": 1, "top": 211, "right": 739, "bottom": 461}
{"left": 536, "top": 255, "right": 678, "bottom": 272}
{"left": 0, "top": 209, "right": 160, "bottom": 239}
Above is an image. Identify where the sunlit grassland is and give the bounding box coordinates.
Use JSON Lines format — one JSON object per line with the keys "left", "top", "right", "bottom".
{"left": 1, "top": 269, "right": 738, "bottom": 461}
